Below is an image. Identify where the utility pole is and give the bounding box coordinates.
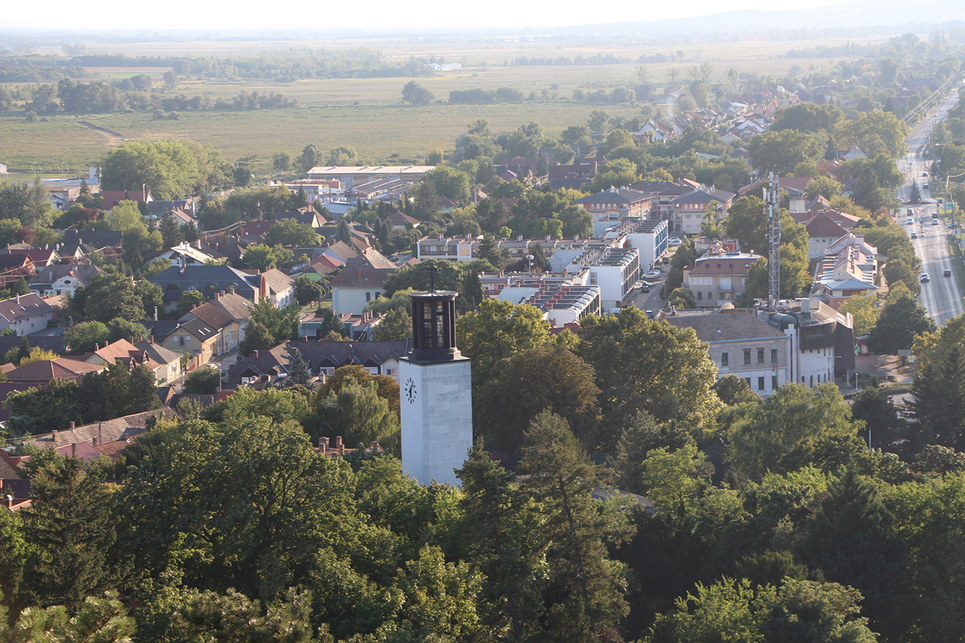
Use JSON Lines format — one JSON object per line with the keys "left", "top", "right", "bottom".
{"left": 765, "top": 172, "right": 781, "bottom": 311}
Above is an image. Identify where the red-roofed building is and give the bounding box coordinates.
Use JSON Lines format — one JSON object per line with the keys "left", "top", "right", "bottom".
{"left": 98, "top": 189, "right": 153, "bottom": 209}
{"left": 5, "top": 357, "right": 107, "bottom": 386}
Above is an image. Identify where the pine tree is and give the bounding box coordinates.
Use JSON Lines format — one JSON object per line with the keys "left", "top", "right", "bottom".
{"left": 286, "top": 346, "right": 311, "bottom": 386}
{"left": 517, "top": 411, "right": 632, "bottom": 642}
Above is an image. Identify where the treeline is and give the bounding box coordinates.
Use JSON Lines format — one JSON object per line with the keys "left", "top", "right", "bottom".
{"left": 514, "top": 52, "right": 632, "bottom": 65}
{"left": 27, "top": 80, "right": 297, "bottom": 115}
{"left": 448, "top": 86, "right": 524, "bottom": 104}
{"left": 0, "top": 50, "right": 433, "bottom": 84}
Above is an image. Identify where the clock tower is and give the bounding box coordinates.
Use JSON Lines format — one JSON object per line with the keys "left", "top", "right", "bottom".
{"left": 399, "top": 288, "right": 472, "bottom": 486}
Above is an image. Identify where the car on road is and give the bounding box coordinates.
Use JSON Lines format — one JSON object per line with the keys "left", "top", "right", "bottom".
{"left": 908, "top": 208, "right": 914, "bottom": 214}
{"left": 667, "top": 237, "right": 682, "bottom": 245}
{"left": 923, "top": 171, "right": 929, "bottom": 176}
{"left": 920, "top": 273, "right": 930, "bottom": 283}
{"left": 933, "top": 220, "right": 940, "bottom": 226}
{"left": 911, "top": 232, "right": 918, "bottom": 239}
{"left": 645, "top": 310, "right": 655, "bottom": 318}
{"left": 906, "top": 218, "right": 914, "bottom": 225}
{"left": 643, "top": 270, "right": 662, "bottom": 280}
{"left": 944, "top": 269, "right": 953, "bottom": 277}
{"left": 924, "top": 183, "right": 930, "bottom": 189}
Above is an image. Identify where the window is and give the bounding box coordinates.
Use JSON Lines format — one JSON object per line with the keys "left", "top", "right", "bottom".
{"left": 745, "top": 378, "right": 752, "bottom": 388}
{"left": 743, "top": 349, "right": 751, "bottom": 365}
{"left": 721, "top": 352, "right": 729, "bottom": 367}
{"left": 810, "top": 375, "right": 814, "bottom": 386}
{"left": 772, "top": 375, "right": 778, "bottom": 390}
{"left": 178, "top": 336, "right": 185, "bottom": 346}
{"left": 758, "top": 377, "right": 765, "bottom": 391}
{"left": 589, "top": 272, "right": 597, "bottom": 285}
{"left": 696, "top": 291, "right": 702, "bottom": 300}
{"left": 365, "top": 292, "right": 371, "bottom": 302}
{"left": 771, "top": 348, "right": 778, "bottom": 364}
{"left": 757, "top": 348, "right": 764, "bottom": 364}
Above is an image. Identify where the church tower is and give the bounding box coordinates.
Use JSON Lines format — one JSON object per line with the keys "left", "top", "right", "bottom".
{"left": 399, "top": 288, "right": 472, "bottom": 486}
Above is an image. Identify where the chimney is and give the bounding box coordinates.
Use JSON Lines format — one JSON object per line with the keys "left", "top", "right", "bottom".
{"left": 319, "top": 436, "right": 329, "bottom": 451}
{"left": 51, "top": 430, "right": 57, "bottom": 441}
{"left": 71, "top": 443, "right": 76, "bottom": 458}
{"left": 334, "top": 436, "right": 344, "bottom": 455}
{"left": 69, "top": 421, "right": 75, "bottom": 429}
{"left": 98, "top": 422, "right": 103, "bottom": 446}
{"left": 5, "top": 495, "right": 11, "bottom": 509}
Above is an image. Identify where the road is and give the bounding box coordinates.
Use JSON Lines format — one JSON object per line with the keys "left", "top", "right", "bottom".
{"left": 896, "top": 88, "right": 964, "bottom": 327}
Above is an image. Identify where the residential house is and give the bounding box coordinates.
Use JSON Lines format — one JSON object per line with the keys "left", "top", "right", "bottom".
{"left": 227, "top": 344, "right": 290, "bottom": 387}
{"left": 572, "top": 187, "right": 653, "bottom": 237}
{"left": 271, "top": 209, "right": 328, "bottom": 228}
{"left": 259, "top": 268, "right": 296, "bottom": 308}
{"left": 98, "top": 189, "right": 152, "bottom": 209}
{"left": 159, "top": 317, "right": 220, "bottom": 365}
{"left": 28, "top": 264, "right": 102, "bottom": 298}
{"left": 136, "top": 340, "right": 184, "bottom": 385}
{"left": 0, "top": 293, "right": 56, "bottom": 335}
{"left": 561, "top": 246, "right": 640, "bottom": 310}
{"left": 803, "top": 211, "right": 853, "bottom": 259}
{"left": 812, "top": 233, "right": 879, "bottom": 310}
{"left": 4, "top": 357, "right": 107, "bottom": 386}
{"left": 670, "top": 187, "right": 737, "bottom": 236}
{"left": 664, "top": 307, "right": 791, "bottom": 398}
{"left": 757, "top": 298, "right": 855, "bottom": 385}
{"left": 7, "top": 248, "right": 60, "bottom": 268}
{"left": 291, "top": 338, "right": 414, "bottom": 380}
{"left": 0, "top": 254, "right": 36, "bottom": 288}
{"left": 23, "top": 407, "right": 175, "bottom": 454}
{"left": 493, "top": 276, "right": 602, "bottom": 328}
{"left": 683, "top": 252, "right": 763, "bottom": 308}
{"left": 147, "top": 241, "right": 221, "bottom": 266}
{"left": 179, "top": 291, "right": 253, "bottom": 355}
{"left": 149, "top": 265, "right": 258, "bottom": 307}
{"left": 548, "top": 160, "right": 598, "bottom": 190}
{"left": 329, "top": 248, "right": 398, "bottom": 315}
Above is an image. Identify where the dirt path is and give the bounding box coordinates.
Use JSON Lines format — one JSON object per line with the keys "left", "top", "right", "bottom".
{"left": 79, "top": 121, "right": 124, "bottom": 144}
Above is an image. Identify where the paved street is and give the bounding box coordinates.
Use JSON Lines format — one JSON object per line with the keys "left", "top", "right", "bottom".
{"left": 897, "top": 89, "right": 964, "bottom": 327}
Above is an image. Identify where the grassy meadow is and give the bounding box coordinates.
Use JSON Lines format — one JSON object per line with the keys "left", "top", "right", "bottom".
{"left": 1, "top": 34, "right": 893, "bottom": 175}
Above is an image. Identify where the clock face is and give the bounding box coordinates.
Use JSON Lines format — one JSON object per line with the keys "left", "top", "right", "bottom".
{"left": 404, "top": 377, "right": 417, "bottom": 404}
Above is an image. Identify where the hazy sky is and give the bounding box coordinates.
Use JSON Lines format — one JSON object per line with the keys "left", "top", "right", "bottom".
{"left": 4, "top": 0, "right": 859, "bottom": 32}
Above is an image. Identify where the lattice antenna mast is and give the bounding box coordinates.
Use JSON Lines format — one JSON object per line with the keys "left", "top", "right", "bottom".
{"left": 765, "top": 172, "right": 781, "bottom": 310}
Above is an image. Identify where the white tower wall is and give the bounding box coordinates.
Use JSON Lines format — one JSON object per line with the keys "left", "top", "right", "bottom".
{"left": 399, "top": 357, "right": 473, "bottom": 486}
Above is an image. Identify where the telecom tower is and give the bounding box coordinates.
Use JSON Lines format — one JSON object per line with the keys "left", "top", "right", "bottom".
{"left": 765, "top": 172, "right": 781, "bottom": 310}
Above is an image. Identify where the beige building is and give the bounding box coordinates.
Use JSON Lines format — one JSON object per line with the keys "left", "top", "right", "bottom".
{"left": 683, "top": 252, "right": 763, "bottom": 308}
{"left": 664, "top": 307, "right": 791, "bottom": 398}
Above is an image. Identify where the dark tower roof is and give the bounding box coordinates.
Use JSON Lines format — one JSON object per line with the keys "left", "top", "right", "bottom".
{"left": 408, "top": 290, "right": 460, "bottom": 364}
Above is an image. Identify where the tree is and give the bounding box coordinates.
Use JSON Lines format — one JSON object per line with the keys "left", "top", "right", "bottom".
{"left": 286, "top": 346, "right": 311, "bottom": 387}
{"left": 475, "top": 345, "right": 602, "bottom": 450}
{"left": 804, "top": 176, "right": 843, "bottom": 201}
{"left": 372, "top": 306, "right": 411, "bottom": 342}
{"left": 315, "top": 379, "right": 400, "bottom": 454}
{"left": 70, "top": 271, "right": 147, "bottom": 323}
{"left": 183, "top": 366, "right": 221, "bottom": 394}
{"left": 63, "top": 320, "right": 110, "bottom": 354}
{"left": 838, "top": 290, "right": 879, "bottom": 336}
{"left": 159, "top": 213, "right": 184, "bottom": 247}
{"left": 401, "top": 81, "right": 434, "bottom": 106}
{"left": 294, "top": 275, "right": 325, "bottom": 306}
{"left": 0, "top": 182, "right": 55, "bottom": 228}
{"left": 646, "top": 577, "right": 877, "bottom": 643}
{"left": 726, "top": 383, "right": 858, "bottom": 481}
{"left": 20, "top": 453, "right": 121, "bottom": 608}
{"left": 835, "top": 109, "right": 909, "bottom": 158}
{"left": 714, "top": 374, "right": 762, "bottom": 406}
{"left": 867, "top": 288, "right": 935, "bottom": 355}
{"left": 912, "top": 343, "right": 965, "bottom": 449}
{"left": 516, "top": 410, "right": 632, "bottom": 642}
{"left": 264, "top": 218, "right": 321, "bottom": 247}
{"left": 456, "top": 443, "right": 547, "bottom": 641}
{"left": 101, "top": 140, "right": 233, "bottom": 200}
{"left": 851, "top": 168, "right": 886, "bottom": 214}
{"left": 456, "top": 298, "right": 550, "bottom": 384}
{"left": 176, "top": 291, "right": 208, "bottom": 318}
{"left": 747, "top": 130, "right": 823, "bottom": 175}
{"left": 796, "top": 468, "right": 915, "bottom": 639}
{"left": 576, "top": 307, "right": 722, "bottom": 449}
{"left": 243, "top": 244, "right": 278, "bottom": 270}
{"left": 239, "top": 320, "right": 276, "bottom": 357}
{"left": 298, "top": 144, "right": 323, "bottom": 172}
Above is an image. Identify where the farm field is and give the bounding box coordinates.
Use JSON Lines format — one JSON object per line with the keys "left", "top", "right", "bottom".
{"left": 1, "top": 33, "right": 897, "bottom": 174}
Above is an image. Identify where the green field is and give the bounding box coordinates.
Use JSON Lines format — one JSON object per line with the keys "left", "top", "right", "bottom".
{"left": 1, "top": 34, "right": 898, "bottom": 175}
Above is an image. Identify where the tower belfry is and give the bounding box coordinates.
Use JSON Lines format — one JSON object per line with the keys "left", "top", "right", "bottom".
{"left": 399, "top": 287, "right": 473, "bottom": 486}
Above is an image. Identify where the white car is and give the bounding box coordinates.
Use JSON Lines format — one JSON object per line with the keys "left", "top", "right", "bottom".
{"left": 643, "top": 270, "right": 663, "bottom": 280}
{"left": 906, "top": 218, "right": 914, "bottom": 225}
{"left": 667, "top": 237, "right": 683, "bottom": 245}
